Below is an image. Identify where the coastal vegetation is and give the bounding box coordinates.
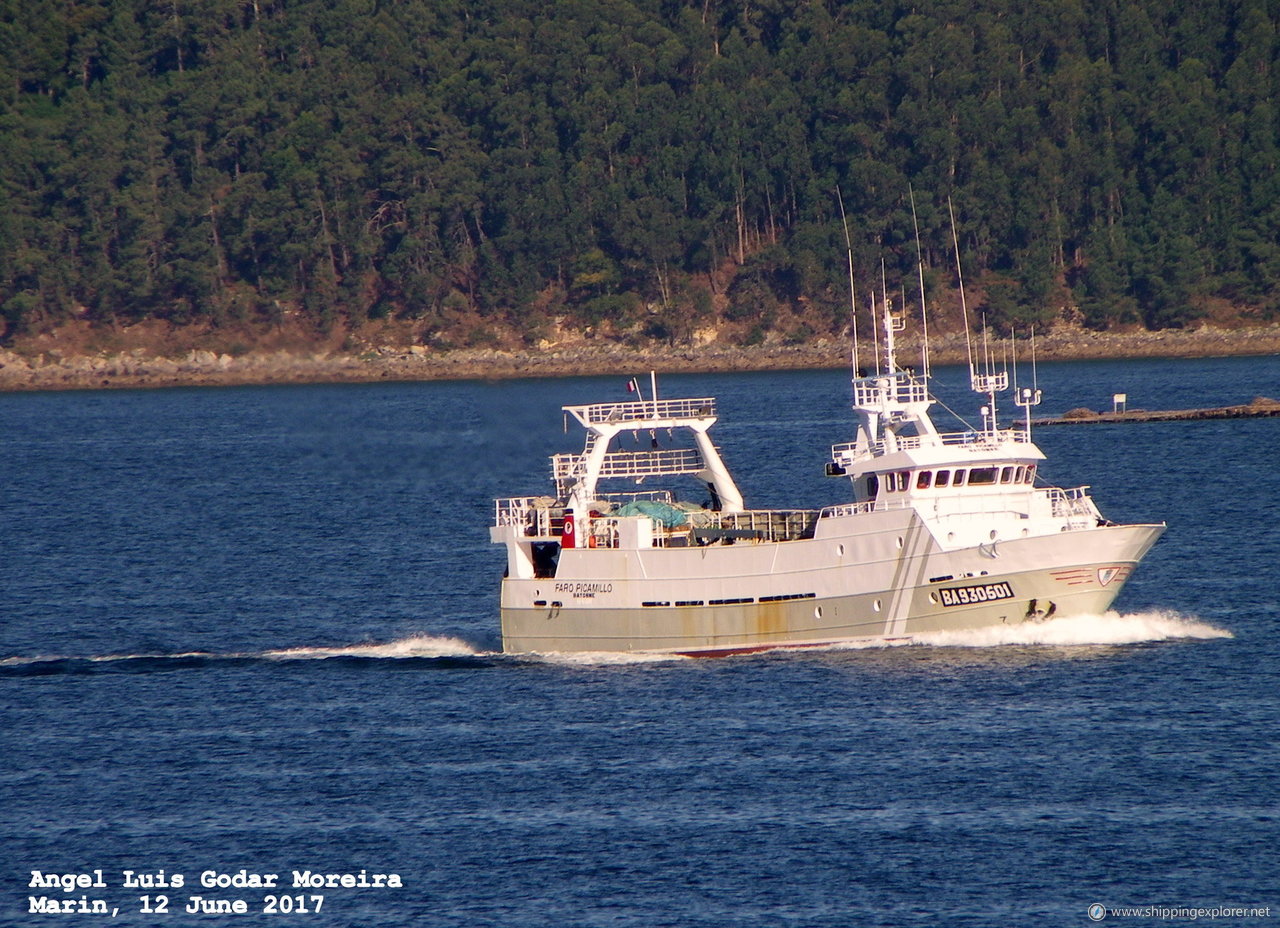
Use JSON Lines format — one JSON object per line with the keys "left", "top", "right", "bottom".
{"left": 2, "top": 0, "right": 1278, "bottom": 351}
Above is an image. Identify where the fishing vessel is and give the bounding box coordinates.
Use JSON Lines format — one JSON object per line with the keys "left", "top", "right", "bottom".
{"left": 491, "top": 337, "right": 1162, "bottom": 655}
{"left": 491, "top": 272, "right": 1164, "bottom": 655}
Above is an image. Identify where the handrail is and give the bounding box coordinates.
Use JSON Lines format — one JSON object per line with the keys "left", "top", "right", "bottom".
{"left": 819, "top": 501, "right": 875, "bottom": 518}
{"left": 853, "top": 377, "right": 928, "bottom": 407}
{"left": 494, "top": 496, "right": 538, "bottom": 525}
{"left": 1041, "top": 486, "right": 1097, "bottom": 518}
{"left": 565, "top": 397, "right": 716, "bottom": 426}
{"left": 831, "top": 429, "right": 1033, "bottom": 459}
{"left": 584, "top": 508, "right": 817, "bottom": 546}
{"left": 494, "top": 496, "right": 556, "bottom": 537}
{"left": 552, "top": 447, "right": 707, "bottom": 481}
{"left": 598, "top": 490, "right": 676, "bottom": 505}
{"left": 498, "top": 486, "right": 1100, "bottom": 542}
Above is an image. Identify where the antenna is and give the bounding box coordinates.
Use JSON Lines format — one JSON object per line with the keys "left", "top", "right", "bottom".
{"left": 947, "top": 197, "right": 975, "bottom": 382}
{"left": 881, "top": 259, "right": 897, "bottom": 373}
{"left": 952, "top": 199, "right": 1006, "bottom": 420}
{"left": 982, "top": 314, "right": 992, "bottom": 380}
{"left": 1013, "top": 325, "right": 1042, "bottom": 437}
{"left": 980, "top": 314, "right": 998, "bottom": 430}
{"left": 1010, "top": 333, "right": 1018, "bottom": 396}
{"left": 836, "top": 187, "right": 859, "bottom": 377}
{"left": 909, "top": 185, "right": 931, "bottom": 379}
{"left": 1031, "top": 324, "right": 1040, "bottom": 394}
{"left": 870, "top": 288, "right": 881, "bottom": 376}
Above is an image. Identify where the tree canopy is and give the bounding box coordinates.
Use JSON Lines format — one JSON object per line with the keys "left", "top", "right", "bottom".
{"left": 2, "top": 0, "right": 1278, "bottom": 345}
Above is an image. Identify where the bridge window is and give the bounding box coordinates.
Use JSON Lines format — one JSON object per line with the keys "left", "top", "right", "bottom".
{"left": 969, "top": 467, "right": 997, "bottom": 486}
{"left": 866, "top": 474, "right": 879, "bottom": 497}
{"left": 935, "top": 470, "right": 950, "bottom": 487}
{"left": 1000, "top": 466, "right": 1014, "bottom": 484}
{"left": 897, "top": 471, "right": 910, "bottom": 491}
{"left": 917, "top": 471, "right": 932, "bottom": 489}
{"left": 952, "top": 469, "right": 967, "bottom": 487}
{"left": 1025, "top": 465, "right": 1037, "bottom": 484}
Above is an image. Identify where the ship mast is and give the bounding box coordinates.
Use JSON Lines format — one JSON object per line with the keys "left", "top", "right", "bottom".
{"left": 909, "top": 185, "right": 931, "bottom": 380}
{"left": 837, "top": 187, "right": 859, "bottom": 376}
{"left": 949, "top": 198, "right": 1006, "bottom": 436}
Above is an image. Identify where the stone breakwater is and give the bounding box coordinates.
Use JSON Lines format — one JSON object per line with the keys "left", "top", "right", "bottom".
{"left": 1, "top": 324, "right": 1278, "bottom": 393}
{"left": 1033, "top": 396, "right": 1280, "bottom": 426}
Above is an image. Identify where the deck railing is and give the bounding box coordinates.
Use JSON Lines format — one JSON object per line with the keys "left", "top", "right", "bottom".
{"left": 496, "top": 491, "right": 681, "bottom": 535}
{"left": 552, "top": 447, "right": 707, "bottom": 482}
{"left": 494, "top": 497, "right": 552, "bottom": 536}
{"left": 819, "top": 501, "right": 876, "bottom": 519}
{"left": 1043, "top": 486, "right": 1097, "bottom": 520}
{"left": 565, "top": 397, "right": 716, "bottom": 426}
{"left": 830, "top": 428, "right": 1032, "bottom": 460}
{"left": 853, "top": 376, "right": 928, "bottom": 408}
{"left": 710, "top": 509, "right": 820, "bottom": 543}
{"left": 498, "top": 485, "right": 1101, "bottom": 545}
{"left": 494, "top": 497, "right": 821, "bottom": 546}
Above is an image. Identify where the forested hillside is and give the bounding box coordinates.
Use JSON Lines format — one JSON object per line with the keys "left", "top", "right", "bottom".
{"left": 2, "top": 0, "right": 1278, "bottom": 349}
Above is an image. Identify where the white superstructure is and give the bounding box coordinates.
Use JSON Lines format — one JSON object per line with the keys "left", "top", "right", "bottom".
{"left": 491, "top": 306, "right": 1163, "bottom": 655}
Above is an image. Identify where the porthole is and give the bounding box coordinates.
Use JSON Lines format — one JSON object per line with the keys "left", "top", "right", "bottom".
{"left": 814, "top": 606, "right": 824, "bottom": 620}
{"left": 896, "top": 536, "right": 904, "bottom": 549}
{"left": 873, "top": 599, "right": 882, "bottom": 612}
{"left": 836, "top": 543, "right": 845, "bottom": 557}
{"left": 989, "top": 529, "right": 998, "bottom": 540}
{"left": 928, "top": 592, "right": 938, "bottom": 604}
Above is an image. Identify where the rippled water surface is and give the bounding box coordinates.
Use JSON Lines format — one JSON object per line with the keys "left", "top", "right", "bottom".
{"left": 3, "top": 356, "right": 1278, "bottom": 926}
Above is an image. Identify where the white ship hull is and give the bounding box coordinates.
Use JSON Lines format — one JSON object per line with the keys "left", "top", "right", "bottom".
{"left": 492, "top": 304, "right": 1166, "bottom": 655}
{"left": 499, "top": 516, "right": 1165, "bottom": 654}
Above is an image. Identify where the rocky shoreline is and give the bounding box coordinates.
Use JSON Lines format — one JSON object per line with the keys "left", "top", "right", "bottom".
{"left": 2, "top": 323, "right": 1278, "bottom": 393}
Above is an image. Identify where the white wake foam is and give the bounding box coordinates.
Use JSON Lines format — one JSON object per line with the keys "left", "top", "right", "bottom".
{"left": 1, "top": 634, "right": 486, "bottom": 669}
{"left": 510, "top": 611, "right": 1233, "bottom": 662}
{"left": 0, "top": 615, "right": 1231, "bottom": 670}
{"left": 262, "top": 634, "right": 483, "bottom": 660}
{"left": 910, "top": 610, "right": 1232, "bottom": 649}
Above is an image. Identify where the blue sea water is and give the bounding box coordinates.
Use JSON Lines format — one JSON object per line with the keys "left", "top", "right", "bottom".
{"left": 2, "top": 356, "right": 1279, "bottom": 927}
